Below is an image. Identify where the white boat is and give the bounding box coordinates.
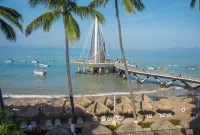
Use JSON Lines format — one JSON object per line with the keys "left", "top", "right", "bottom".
{"left": 39, "top": 63, "right": 49, "bottom": 67}
{"left": 147, "top": 66, "right": 156, "bottom": 70}
{"left": 20, "top": 59, "right": 26, "bottom": 62}
{"left": 4, "top": 59, "right": 13, "bottom": 63}
{"left": 174, "top": 65, "right": 178, "bottom": 67}
{"left": 32, "top": 60, "right": 39, "bottom": 64}
{"left": 167, "top": 65, "right": 171, "bottom": 67}
{"left": 33, "top": 70, "right": 46, "bottom": 76}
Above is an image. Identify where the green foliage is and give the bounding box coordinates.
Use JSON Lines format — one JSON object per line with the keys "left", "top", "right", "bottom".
{"left": 25, "top": 129, "right": 49, "bottom": 135}
{"left": 108, "top": 124, "right": 121, "bottom": 131}
{"left": 190, "top": 0, "right": 196, "bottom": 9}
{"left": 138, "top": 122, "right": 153, "bottom": 128}
{"left": 169, "top": 119, "right": 180, "bottom": 126}
{"left": 0, "top": 123, "right": 19, "bottom": 135}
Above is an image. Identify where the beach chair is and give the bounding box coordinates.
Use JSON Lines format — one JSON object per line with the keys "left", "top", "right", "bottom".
{"left": 68, "top": 118, "right": 72, "bottom": 124}
{"left": 160, "top": 113, "right": 165, "bottom": 118}
{"left": 55, "top": 119, "right": 61, "bottom": 126}
{"left": 166, "top": 113, "right": 172, "bottom": 118}
{"left": 100, "top": 116, "right": 106, "bottom": 122}
{"left": 46, "top": 120, "right": 52, "bottom": 126}
{"left": 185, "top": 129, "right": 194, "bottom": 135}
{"left": 77, "top": 117, "right": 83, "bottom": 124}
{"left": 92, "top": 116, "right": 98, "bottom": 122}
{"left": 156, "top": 113, "right": 161, "bottom": 116}
{"left": 31, "top": 121, "right": 36, "bottom": 129}
{"left": 107, "top": 117, "right": 113, "bottom": 121}
{"left": 146, "top": 114, "right": 153, "bottom": 119}
{"left": 20, "top": 122, "right": 27, "bottom": 130}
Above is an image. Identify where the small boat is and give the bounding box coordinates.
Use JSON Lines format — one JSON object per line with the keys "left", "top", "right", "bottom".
{"left": 33, "top": 69, "right": 46, "bottom": 76}
{"left": 167, "top": 65, "right": 171, "bottom": 67}
{"left": 160, "top": 67, "right": 168, "bottom": 70}
{"left": 186, "top": 66, "right": 198, "bottom": 71}
{"left": 147, "top": 66, "right": 156, "bottom": 70}
{"left": 4, "top": 59, "right": 13, "bottom": 63}
{"left": 32, "top": 60, "right": 39, "bottom": 64}
{"left": 174, "top": 65, "right": 178, "bottom": 67}
{"left": 39, "top": 63, "right": 49, "bottom": 67}
{"left": 20, "top": 59, "right": 26, "bottom": 62}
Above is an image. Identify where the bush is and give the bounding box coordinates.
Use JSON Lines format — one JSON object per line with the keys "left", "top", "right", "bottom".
{"left": 138, "top": 122, "right": 153, "bottom": 128}
{"left": 169, "top": 119, "right": 180, "bottom": 126}
{"left": 108, "top": 124, "right": 121, "bottom": 131}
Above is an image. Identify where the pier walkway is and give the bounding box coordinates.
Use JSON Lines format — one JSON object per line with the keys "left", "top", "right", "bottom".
{"left": 115, "top": 63, "right": 200, "bottom": 90}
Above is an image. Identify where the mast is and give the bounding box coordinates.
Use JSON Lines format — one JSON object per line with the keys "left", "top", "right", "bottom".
{"left": 94, "top": 17, "right": 98, "bottom": 63}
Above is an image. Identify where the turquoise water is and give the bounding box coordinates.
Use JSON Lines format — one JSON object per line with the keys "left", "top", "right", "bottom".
{"left": 0, "top": 47, "right": 200, "bottom": 95}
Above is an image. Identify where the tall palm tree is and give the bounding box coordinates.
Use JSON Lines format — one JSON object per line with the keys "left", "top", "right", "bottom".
{"left": 0, "top": 1, "right": 23, "bottom": 42}
{"left": 190, "top": 0, "right": 200, "bottom": 10}
{"left": 25, "top": 0, "right": 104, "bottom": 133}
{"left": 89, "top": 0, "right": 145, "bottom": 122}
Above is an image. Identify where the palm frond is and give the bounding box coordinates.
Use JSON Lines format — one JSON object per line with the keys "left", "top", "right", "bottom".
{"left": 65, "top": 11, "right": 80, "bottom": 43}
{"left": 25, "top": 10, "right": 61, "bottom": 36}
{"left": 131, "top": 0, "right": 145, "bottom": 12}
{"left": 121, "top": 0, "right": 135, "bottom": 14}
{"left": 0, "top": 6, "right": 23, "bottom": 22}
{"left": 28, "top": 0, "right": 48, "bottom": 7}
{"left": 190, "top": 0, "right": 196, "bottom": 8}
{"left": 0, "top": 7, "right": 23, "bottom": 32}
{"left": 72, "top": 6, "right": 105, "bottom": 24}
{"left": 88, "top": 0, "right": 108, "bottom": 8}
{"left": 0, "top": 18, "right": 16, "bottom": 41}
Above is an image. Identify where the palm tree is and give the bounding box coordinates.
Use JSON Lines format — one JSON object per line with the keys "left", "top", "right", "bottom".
{"left": 25, "top": 0, "right": 104, "bottom": 133}
{"left": 0, "top": 1, "right": 23, "bottom": 42}
{"left": 190, "top": 0, "right": 200, "bottom": 10}
{"left": 89, "top": 0, "right": 145, "bottom": 122}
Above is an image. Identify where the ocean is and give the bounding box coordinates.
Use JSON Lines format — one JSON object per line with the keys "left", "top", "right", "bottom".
{"left": 0, "top": 46, "right": 200, "bottom": 95}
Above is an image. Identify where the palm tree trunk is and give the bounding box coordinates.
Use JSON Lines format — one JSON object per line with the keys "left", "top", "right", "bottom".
{"left": 0, "top": 88, "right": 4, "bottom": 110}
{"left": 63, "top": 12, "right": 75, "bottom": 134}
{"left": 199, "top": 0, "right": 200, "bottom": 11}
{"left": 114, "top": 0, "right": 137, "bottom": 122}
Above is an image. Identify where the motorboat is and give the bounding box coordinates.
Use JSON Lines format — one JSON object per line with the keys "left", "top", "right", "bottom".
{"left": 32, "top": 60, "right": 39, "bottom": 64}
{"left": 20, "top": 59, "right": 26, "bottom": 62}
{"left": 160, "top": 67, "right": 168, "bottom": 70}
{"left": 39, "top": 63, "right": 49, "bottom": 68}
{"left": 33, "top": 69, "right": 46, "bottom": 76}
{"left": 167, "top": 65, "right": 171, "bottom": 67}
{"left": 147, "top": 66, "right": 156, "bottom": 70}
{"left": 186, "top": 66, "right": 198, "bottom": 71}
{"left": 174, "top": 65, "right": 178, "bottom": 67}
{"left": 4, "top": 59, "right": 13, "bottom": 63}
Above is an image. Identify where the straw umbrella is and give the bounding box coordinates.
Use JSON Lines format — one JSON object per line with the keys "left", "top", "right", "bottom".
{"left": 134, "top": 94, "right": 152, "bottom": 103}
{"left": 42, "top": 106, "right": 62, "bottom": 116}
{"left": 82, "top": 124, "right": 112, "bottom": 135}
{"left": 65, "top": 103, "right": 86, "bottom": 116}
{"left": 150, "top": 120, "right": 177, "bottom": 130}
{"left": 45, "top": 126, "right": 73, "bottom": 135}
{"left": 75, "top": 96, "right": 91, "bottom": 108}
{"left": 17, "top": 106, "right": 38, "bottom": 118}
{"left": 155, "top": 99, "right": 173, "bottom": 112}
{"left": 136, "top": 101, "right": 153, "bottom": 114}
{"left": 33, "top": 99, "right": 52, "bottom": 108}
{"left": 117, "top": 96, "right": 131, "bottom": 104}
{"left": 94, "top": 96, "right": 113, "bottom": 107}
{"left": 115, "top": 102, "right": 133, "bottom": 115}
{"left": 53, "top": 98, "right": 68, "bottom": 108}
{"left": 9, "top": 99, "right": 29, "bottom": 109}
{"left": 87, "top": 102, "right": 109, "bottom": 115}
{"left": 116, "top": 122, "right": 144, "bottom": 133}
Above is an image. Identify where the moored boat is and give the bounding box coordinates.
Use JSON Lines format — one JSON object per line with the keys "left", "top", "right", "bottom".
{"left": 186, "top": 66, "right": 198, "bottom": 71}
{"left": 160, "top": 67, "right": 168, "bottom": 70}
{"left": 147, "top": 66, "right": 156, "bottom": 70}
{"left": 4, "top": 59, "right": 13, "bottom": 63}
{"left": 33, "top": 69, "right": 46, "bottom": 76}
{"left": 32, "top": 60, "right": 39, "bottom": 64}
{"left": 20, "top": 59, "right": 26, "bottom": 62}
{"left": 39, "top": 63, "right": 49, "bottom": 67}
{"left": 174, "top": 65, "right": 178, "bottom": 67}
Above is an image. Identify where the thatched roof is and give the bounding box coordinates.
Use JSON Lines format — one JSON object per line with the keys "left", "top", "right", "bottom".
{"left": 117, "top": 96, "right": 131, "bottom": 104}
{"left": 43, "top": 106, "right": 63, "bottom": 116}
{"left": 53, "top": 98, "right": 68, "bottom": 108}
{"left": 134, "top": 94, "right": 152, "bottom": 103}
{"left": 150, "top": 120, "right": 177, "bottom": 130}
{"left": 155, "top": 99, "right": 173, "bottom": 111}
{"left": 87, "top": 102, "right": 109, "bottom": 115}
{"left": 136, "top": 101, "right": 153, "bottom": 112}
{"left": 94, "top": 96, "right": 113, "bottom": 107}
{"left": 75, "top": 96, "right": 91, "bottom": 108}
{"left": 17, "top": 107, "right": 38, "bottom": 117}
{"left": 82, "top": 124, "right": 112, "bottom": 135}
{"left": 45, "top": 126, "right": 73, "bottom": 135}
{"left": 116, "top": 102, "right": 133, "bottom": 114}
{"left": 116, "top": 122, "right": 144, "bottom": 133}
{"left": 65, "top": 103, "right": 86, "bottom": 115}
{"left": 33, "top": 99, "right": 52, "bottom": 108}
{"left": 9, "top": 99, "right": 29, "bottom": 109}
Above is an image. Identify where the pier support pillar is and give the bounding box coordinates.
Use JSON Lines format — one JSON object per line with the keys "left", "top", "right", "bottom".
{"left": 91, "top": 67, "right": 94, "bottom": 74}
{"left": 110, "top": 66, "right": 115, "bottom": 73}
{"left": 99, "top": 67, "right": 102, "bottom": 74}
{"left": 83, "top": 67, "right": 86, "bottom": 74}
{"left": 160, "top": 84, "right": 168, "bottom": 88}
{"left": 78, "top": 66, "right": 81, "bottom": 73}
{"left": 137, "top": 80, "right": 143, "bottom": 84}
{"left": 106, "top": 68, "right": 109, "bottom": 74}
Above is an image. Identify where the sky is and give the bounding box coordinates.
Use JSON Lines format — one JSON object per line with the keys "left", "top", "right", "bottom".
{"left": 0, "top": 0, "right": 200, "bottom": 49}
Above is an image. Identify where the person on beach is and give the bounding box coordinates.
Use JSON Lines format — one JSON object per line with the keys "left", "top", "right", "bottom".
{"left": 28, "top": 123, "right": 33, "bottom": 131}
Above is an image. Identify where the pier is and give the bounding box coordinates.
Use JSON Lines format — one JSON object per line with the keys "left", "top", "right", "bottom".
{"left": 115, "top": 63, "right": 200, "bottom": 91}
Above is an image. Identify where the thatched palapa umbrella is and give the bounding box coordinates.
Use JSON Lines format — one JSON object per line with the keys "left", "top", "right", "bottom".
{"left": 82, "top": 124, "right": 112, "bottom": 135}
{"left": 134, "top": 94, "right": 151, "bottom": 103}
{"left": 95, "top": 96, "right": 113, "bottom": 107}
{"left": 9, "top": 99, "right": 29, "bottom": 109}
{"left": 45, "top": 126, "right": 73, "bottom": 135}
{"left": 136, "top": 101, "right": 153, "bottom": 112}
{"left": 65, "top": 102, "right": 86, "bottom": 116}
{"left": 116, "top": 122, "right": 144, "bottom": 133}
{"left": 75, "top": 96, "right": 91, "bottom": 108}
{"left": 155, "top": 99, "right": 173, "bottom": 111}
{"left": 33, "top": 99, "right": 52, "bottom": 108}
{"left": 87, "top": 102, "right": 109, "bottom": 115}
{"left": 43, "top": 106, "right": 63, "bottom": 116}
{"left": 53, "top": 98, "right": 68, "bottom": 108}
{"left": 17, "top": 106, "right": 38, "bottom": 117}
{"left": 117, "top": 96, "right": 131, "bottom": 104}
{"left": 115, "top": 102, "right": 133, "bottom": 114}
{"left": 150, "top": 120, "right": 177, "bottom": 130}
